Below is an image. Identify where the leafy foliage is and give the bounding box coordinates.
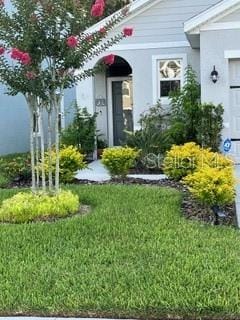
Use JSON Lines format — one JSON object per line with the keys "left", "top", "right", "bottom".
{"left": 102, "top": 147, "right": 139, "bottom": 178}
{"left": 0, "top": 153, "right": 31, "bottom": 182}
{"left": 168, "top": 66, "right": 201, "bottom": 145}
{"left": 183, "top": 167, "right": 235, "bottom": 206}
{"left": 196, "top": 103, "right": 224, "bottom": 151}
{"left": 0, "top": 190, "right": 79, "bottom": 223}
{"left": 163, "top": 142, "right": 202, "bottom": 180}
{"left": 61, "top": 104, "right": 97, "bottom": 155}
{"left": 44, "top": 145, "right": 87, "bottom": 183}
{"left": 168, "top": 66, "right": 224, "bottom": 151}
{"left": 126, "top": 102, "right": 170, "bottom": 156}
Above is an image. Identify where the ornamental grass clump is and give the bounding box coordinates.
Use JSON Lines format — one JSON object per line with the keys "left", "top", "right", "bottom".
{"left": 183, "top": 166, "right": 236, "bottom": 207}
{"left": 102, "top": 147, "right": 139, "bottom": 178}
{"left": 0, "top": 190, "right": 80, "bottom": 223}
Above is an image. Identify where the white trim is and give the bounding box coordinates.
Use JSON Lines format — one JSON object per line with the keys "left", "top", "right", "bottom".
{"left": 152, "top": 53, "right": 187, "bottom": 105}
{"left": 86, "top": 0, "right": 163, "bottom": 34}
{"left": 184, "top": 0, "right": 240, "bottom": 34}
{"left": 225, "top": 50, "right": 240, "bottom": 59}
{"left": 109, "top": 41, "right": 190, "bottom": 52}
{"left": 201, "top": 21, "right": 240, "bottom": 31}
{"left": 107, "top": 76, "right": 132, "bottom": 147}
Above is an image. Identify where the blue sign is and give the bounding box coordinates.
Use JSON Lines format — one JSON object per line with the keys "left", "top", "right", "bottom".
{"left": 223, "top": 139, "right": 232, "bottom": 153}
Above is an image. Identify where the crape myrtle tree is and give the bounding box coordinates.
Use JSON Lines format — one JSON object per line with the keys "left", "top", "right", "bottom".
{"left": 0, "top": 0, "right": 133, "bottom": 193}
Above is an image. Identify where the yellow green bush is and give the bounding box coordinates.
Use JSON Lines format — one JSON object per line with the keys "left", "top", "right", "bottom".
{"left": 183, "top": 166, "right": 236, "bottom": 206}
{"left": 44, "top": 145, "right": 87, "bottom": 183}
{"left": 0, "top": 190, "right": 80, "bottom": 223}
{"left": 163, "top": 142, "right": 202, "bottom": 180}
{"left": 163, "top": 142, "right": 234, "bottom": 181}
{"left": 102, "top": 147, "right": 139, "bottom": 178}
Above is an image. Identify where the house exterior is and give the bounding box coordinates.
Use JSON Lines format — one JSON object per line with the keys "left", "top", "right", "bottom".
{"left": 77, "top": 0, "right": 240, "bottom": 160}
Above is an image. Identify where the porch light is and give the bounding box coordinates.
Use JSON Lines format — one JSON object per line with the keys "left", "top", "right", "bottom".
{"left": 210, "top": 66, "right": 219, "bottom": 83}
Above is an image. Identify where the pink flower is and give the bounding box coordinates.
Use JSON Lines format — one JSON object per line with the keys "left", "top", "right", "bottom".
{"left": 91, "top": 0, "right": 105, "bottom": 17}
{"left": 26, "top": 71, "right": 37, "bottom": 80}
{"left": 67, "top": 35, "right": 79, "bottom": 48}
{"left": 0, "top": 0, "right": 4, "bottom": 6}
{"left": 0, "top": 46, "right": 5, "bottom": 55}
{"left": 99, "top": 27, "right": 106, "bottom": 35}
{"left": 21, "top": 52, "right": 31, "bottom": 65}
{"left": 103, "top": 54, "right": 115, "bottom": 66}
{"left": 11, "top": 48, "right": 23, "bottom": 60}
{"left": 123, "top": 27, "right": 133, "bottom": 37}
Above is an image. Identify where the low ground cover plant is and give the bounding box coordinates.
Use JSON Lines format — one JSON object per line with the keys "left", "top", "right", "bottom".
{"left": 0, "top": 190, "right": 79, "bottom": 223}
{"left": 102, "top": 147, "right": 139, "bottom": 178}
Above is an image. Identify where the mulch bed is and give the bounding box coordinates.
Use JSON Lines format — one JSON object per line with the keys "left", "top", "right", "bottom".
{"left": 74, "top": 177, "right": 237, "bottom": 227}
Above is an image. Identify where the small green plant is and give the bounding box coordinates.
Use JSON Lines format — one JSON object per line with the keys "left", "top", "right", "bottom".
{"left": 0, "top": 174, "right": 10, "bottom": 188}
{"left": 102, "top": 147, "right": 139, "bottom": 178}
{"left": 61, "top": 104, "right": 97, "bottom": 155}
{"left": 126, "top": 102, "right": 170, "bottom": 157}
{"left": 0, "top": 190, "right": 80, "bottom": 223}
{"left": 44, "top": 146, "right": 87, "bottom": 183}
{"left": 183, "top": 167, "right": 235, "bottom": 207}
{"left": 0, "top": 153, "right": 31, "bottom": 182}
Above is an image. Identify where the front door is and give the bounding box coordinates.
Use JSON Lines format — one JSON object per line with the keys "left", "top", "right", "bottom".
{"left": 111, "top": 78, "right": 133, "bottom": 146}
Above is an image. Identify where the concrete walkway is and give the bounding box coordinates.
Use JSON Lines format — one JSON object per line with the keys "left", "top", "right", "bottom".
{"left": 75, "top": 160, "right": 166, "bottom": 182}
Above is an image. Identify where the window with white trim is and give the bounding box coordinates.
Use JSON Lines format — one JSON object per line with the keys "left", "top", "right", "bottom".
{"left": 159, "top": 59, "right": 182, "bottom": 98}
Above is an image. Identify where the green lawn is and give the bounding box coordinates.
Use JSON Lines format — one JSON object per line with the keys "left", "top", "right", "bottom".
{"left": 0, "top": 185, "right": 239, "bottom": 318}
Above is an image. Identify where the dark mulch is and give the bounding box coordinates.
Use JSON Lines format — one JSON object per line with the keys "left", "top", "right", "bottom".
{"left": 73, "top": 177, "right": 237, "bottom": 227}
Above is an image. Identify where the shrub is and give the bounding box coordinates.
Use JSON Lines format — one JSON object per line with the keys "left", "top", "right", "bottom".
{"left": 168, "top": 66, "right": 224, "bottom": 150}
{"left": 183, "top": 167, "right": 236, "bottom": 207}
{"left": 0, "top": 174, "right": 10, "bottom": 188}
{"left": 163, "top": 142, "right": 202, "bottom": 180}
{"left": 0, "top": 190, "right": 80, "bottom": 223}
{"left": 44, "top": 146, "right": 87, "bottom": 183}
{"left": 0, "top": 153, "right": 31, "bottom": 182}
{"left": 61, "top": 104, "right": 97, "bottom": 155}
{"left": 126, "top": 102, "right": 171, "bottom": 158}
{"left": 198, "top": 149, "right": 233, "bottom": 170}
{"left": 102, "top": 147, "right": 139, "bottom": 178}
{"left": 196, "top": 103, "right": 224, "bottom": 151}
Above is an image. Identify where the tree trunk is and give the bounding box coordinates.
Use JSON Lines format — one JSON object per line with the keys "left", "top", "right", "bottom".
{"left": 26, "top": 95, "right": 36, "bottom": 193}
{"left": 35, "top": 109, "right": 40, "bottom": 189}
{"left": 54, "top": 94, "right": 61, "bottom": 193}
{"left": 39, "top": 104, "right": 46, "bottom": 192}
{"left": 47, "top": 108, "right": 53, "bottom": 192}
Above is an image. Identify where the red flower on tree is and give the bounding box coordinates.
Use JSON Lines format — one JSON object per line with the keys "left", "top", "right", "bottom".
{"left": 104, "top": 54, "right": 115, "bottom": 65}
{"left": 67, "top": 36, "right": 79, "bottom": 48}
{"left": 91, "top": 0, "right": 105, "bottom": 17}
{"left": 0, "top": 46, "right": 5, "bottom": 55}
{"left": 123, "top": 27, "right": 133, "bottom": 37}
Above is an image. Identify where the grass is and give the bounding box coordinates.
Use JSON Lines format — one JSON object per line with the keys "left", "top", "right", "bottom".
{"left": 0, "top": 185, "right": 239, "bottom": 318}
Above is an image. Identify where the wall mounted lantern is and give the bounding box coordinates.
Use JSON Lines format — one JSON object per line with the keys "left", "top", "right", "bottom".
{"left": 210, "top": 65, "right": 219, "bottom": 83}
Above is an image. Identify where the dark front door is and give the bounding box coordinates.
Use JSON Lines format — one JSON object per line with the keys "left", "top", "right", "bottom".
{"left": 112, "top": 79, "right": 133, "bottom": 146}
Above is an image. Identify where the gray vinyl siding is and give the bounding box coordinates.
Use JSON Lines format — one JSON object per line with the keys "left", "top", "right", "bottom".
{"left": 112, "top": 0, "right": 220, "bottom": 44}
{"left": 218, "top": 7, "right": 240, "bottom": 22}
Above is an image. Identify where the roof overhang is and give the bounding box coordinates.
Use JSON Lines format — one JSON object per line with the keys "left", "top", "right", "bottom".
{"left": 184, "top": 0, "right": 240, "bottom": 48}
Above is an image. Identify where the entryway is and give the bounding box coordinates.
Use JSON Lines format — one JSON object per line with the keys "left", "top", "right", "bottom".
{"left": 108, "top": 77, "right": 133, "bottom": 146}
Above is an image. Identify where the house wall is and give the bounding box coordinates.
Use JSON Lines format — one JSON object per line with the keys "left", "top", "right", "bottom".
{"left": 110, "top": 0, "right": 219, "bottom": 45}
{"left": 200, "top": 28, "right": 240, "bottom": 147}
